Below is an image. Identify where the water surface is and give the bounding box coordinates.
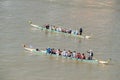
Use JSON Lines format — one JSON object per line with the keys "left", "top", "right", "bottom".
{"left": 0, "top": 0, "right": 120, "bottom": 80}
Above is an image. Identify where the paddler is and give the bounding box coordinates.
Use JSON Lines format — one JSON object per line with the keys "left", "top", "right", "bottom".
{"left": 45, "top": 24, "right": 50, "bottom": 29}
{"left": 46, "top": 47, "right": 51, "bottom": 54}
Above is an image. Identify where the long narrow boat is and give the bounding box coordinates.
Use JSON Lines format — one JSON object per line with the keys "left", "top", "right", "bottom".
{"left": 28, "top": 21, "right": 91, "bottom": 39}
{"left": 23, "top": 45, "right": 111, "bottom": 64}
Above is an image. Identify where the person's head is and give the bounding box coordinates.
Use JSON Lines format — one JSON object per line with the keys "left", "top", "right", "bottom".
{"left": 36, "top": 48, "right": 39, "bottom": 51}
{"left": 89, "top": 49, "right": 92, "bottom": 51}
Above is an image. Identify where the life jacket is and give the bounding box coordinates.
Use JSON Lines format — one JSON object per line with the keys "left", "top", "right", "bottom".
{"left": 47, "top": 48, "right": 51, "bottom": 53}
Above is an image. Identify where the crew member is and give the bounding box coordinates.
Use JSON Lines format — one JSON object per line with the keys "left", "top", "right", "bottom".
{"left": 79, "top": 28, "right": 83, "bottom": 35}
{"left": 87, "top": 50, "right": 93, "bottom": 60}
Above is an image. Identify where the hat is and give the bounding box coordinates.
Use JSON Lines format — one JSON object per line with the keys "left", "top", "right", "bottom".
{"left": 89, "top": 49, "right": 92, "bottom": 51}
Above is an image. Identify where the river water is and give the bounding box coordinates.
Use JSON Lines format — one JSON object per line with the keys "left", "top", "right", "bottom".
{"left": 0, "top": 0, "right": 120, "bottom": 80}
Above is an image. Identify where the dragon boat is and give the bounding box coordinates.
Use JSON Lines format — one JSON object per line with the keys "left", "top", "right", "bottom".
{"left": 23, "top": 45, "right": 111, "bottom": 64}
{"left": 28, "top": 21, "right": 91, "bottom": 39}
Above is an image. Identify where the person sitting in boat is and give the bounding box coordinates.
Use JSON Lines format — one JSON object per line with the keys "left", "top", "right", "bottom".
{"left": 61, "top": 49, "right": 67, "bottom": 57}
{"left": 56, "top": 49, "right": 62, "bottom": 56}
{"left": 71, "top": 30, "right": 77, "bottom": 35}
{"left": 49, "top": 25, "right": 53, "bottom": 30}
{"left": 46, "top": 47, "right": 51, "bottom": 54}
{"left": 56, "top": 27, "right": 62, "bottom": 32}
{"left": 75, "top": 52, "right": 82, "bottom": 59}
{"left": 51, "top": 48, "right": 56, "bottom": 54}
{"left": 45, "top": 24, "right": 50, "bottom": 29}
{"left": 72, "top": 51, "right": 77, "bottom": 58}
{"left": 67, "top": 29, "right": 72, "bottom": 34}
{"left": 36, "top": 48, "right": 40, "bottom": 51}
{"left": 71, "top": 30, "right": 75, "bottom": 35}
{"left": 51, "top": 26, "right": 55, "bottom": 30}
{"left": 81, "top": 53, "right": 86, "bottom": 59}
{"left": 87, "top": 50, "right": 93, "bottom": 60}
{"left": 67, "top": 50, "right": 72, "bottom": 57}
{"left": 61, "top": 28, "right": 67, "bottom": 33}
{"left": 75, "top": 30, "right": 79, "bottom": 35}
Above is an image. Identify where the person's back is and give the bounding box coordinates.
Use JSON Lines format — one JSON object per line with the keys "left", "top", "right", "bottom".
{"left": 61, "top": 49, "right": 66, "bottom": 56}
{"left": 45, "top": 24, "right": 50, "bottom": 29}
{"left": 81, "top": 53, "right": 86, "bottom": 59}
{"left": 79, "top": 28, "right": 83, "bottom": 35}
{"left": 72, "top": 51, "right": 76, "bottom": 58}
{"left": 51, "top": 48, "right": 56, "bottom": 54}
{"left": 76, "top": 53, "right": 82, "bottom": 59}
{"left": 46, "top": 48, "right": 51, "bottom": 54}
{"left": 90, "top": 52, "right": 93, "bottom": 57}
{"left": 87, "top": 50, "right": 93, "bottom": 60}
